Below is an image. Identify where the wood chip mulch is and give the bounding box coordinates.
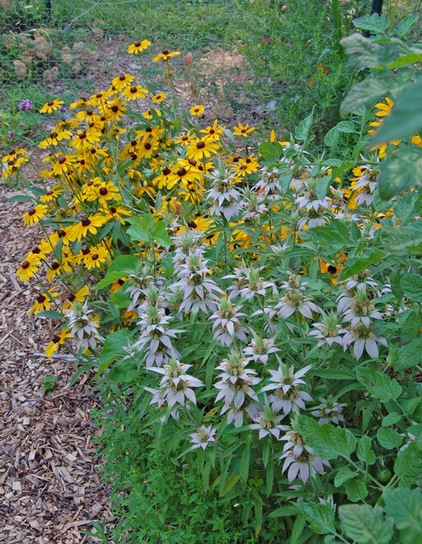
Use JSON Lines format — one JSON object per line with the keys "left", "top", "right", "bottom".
{"left": 0, "top": 186, "right": 114, "bottom": 543}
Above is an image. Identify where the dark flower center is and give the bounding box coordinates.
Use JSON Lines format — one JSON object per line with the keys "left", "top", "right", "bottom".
{"left": 36, "top": 294, "right": 46, "bottom": 303}
{"left": 92, "top": 253, "right": 99, "bottom": 260}
{"left": 28, "top": 208, "right": 36, "bottom": 215}
{"left": 22, "top": 261, "right": 30, "bottom": 269}
{"left": 177, "top": 168, "right": 187, "bottom": 177}
{"left": 58, "top": 156, "right": 66, "bottom": 164}
{"left": 99, "top": 187, "right": 108, "bottom": 196}
{"left": 144, "top": 142, "right": 152, "bottom": 150}
{"left": 81, "top": 218, "right": 91, "bottom": 227}
{"left": 51, "top": 262, "right": 60, "bottom": 270}
{"left": 162, "top": 167, "right": 171, "bottom": 176}
{"left": 82, "top": 247, "right": 90, "bottom": 255}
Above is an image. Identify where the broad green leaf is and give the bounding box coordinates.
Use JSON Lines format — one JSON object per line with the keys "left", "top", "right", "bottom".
{"left": 151, "top": 221, "right": 171, "bottom": 247}
{"left": 294, "top": 112, "right": 314, "bottom": 142}
{"left": 324, "top": 126, "right": 340, "bottom": 148}
{"left": 38, "top": 310, "right": 64, "bottom": 320}
{"left": 339, "top": 250, "right": 385, "bottom": 280}
{"left": 394, "top": 444, "right": 422, "bottom": 486}
{"left": 127, "top": 225, "right": 150, "bottom": 243}
{"left": 95, "top": 254, "right": 139, "bottom": 289}
{"left": 258, "top": 140, "right": 284, "bottom": 162}
{"left": 396, "top": 338, "right": 422, "bottom": 371}
{"left": 356, "top": 367, "right": 402, "bottom": 403}
{"left": 352, "top": 13, "right": 390, "bottom": 33}
{"left": 357, "top": 435, "right": 376, "bottom": 465}
{"left": 336, "top": 120, "right": 358, "bottom": 133}
{"left": 339, "top": 505, "right": 394, "bottom": 543}
{"left": 334, "top": 467, "right": 357, "bottom": 487}
{"left": 384, "top": 488, "right": 422, "bottom": 540}
{"left": 340, "top": 33, "right": 381, "bottom": 68}
{"left": 340, "top": 78, "right": 396, "bottom": 117}
{"left": 381, "top": 222, "right": 422, "bottom": 251}
{"left": 344, "top": 477, "right": 368, "bottom": 502}
{"left": 387, "top": 52, "right": 422, "bottom": 69}
{"left": 372, "top": 77, "right": 422, "bottom": 145}
{"left": 8, "top": 194, "right": 33, "bottom": 203}
{"left": 268, "top": 505, "right": 299, "bottom": 518}
{"left": 382, "top": 413, "right": 401, "bottom": 427}
{"left": 298, "top": 416, "right": 356, "bottom": 460}
{"left": 308, "top": 219, "right": 353, "bottom": 250}
{"left": 297, "top": 502, "right": 336, "bottom": 535}
{"left": 316, "top": 175, "right": 332, "bottom": 200}
{"left": 393, "top": 191, "right": 419, "bottom": 223}
{"left": 220, "top": 472, "right": 241, "bottom": 497}
{"left": 97, "top": 328, "right": 132, "bottom": 376}
{"left": 400, "top": 273, "right": 422, "bottom": 302}
{"left": 378, "top": 146, "right": 422, "bottom": 200}
{"left": 377, "top": 427, "right": 403, "bottom": 450}
{"left": 395, "top": 14, "right": 420, "bottom": 37}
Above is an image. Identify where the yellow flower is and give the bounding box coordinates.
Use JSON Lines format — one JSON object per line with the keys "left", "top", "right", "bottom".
{"left": 40, "top": 99, "right": 64, "bottom": 114}
{"left": 121, "top": 84, "right": 149, "bottom": 101}
{"left": 231, "top": 155, "right": 261, "bottom": 176}
{"left": 200, "top": 119, "right": 225, "bottom": 140}
{"left": 186, "top": 137, "right": 220, "bottom": 161}
{"left": 16, "top": 258, "right": 39, "bottom": 283}
{"left": 375, "top": 97, "right": 394, "bottom": 118}
{"left": 83, "top": 244, "right": 110, "bottom": 270}
{"left": 22, "top": 204, "right": 48, "bottom": 226}
{"left": 68, "top": 213, "right": 108, "bottom": 241}
{"left": 152, "top": 49, "right": 181, "bottom": 62}
{"left": 152, "top": 92, "right": 167, "bottom": 103}
{"left": 189, "top": 104, "right": 205, "bottom": 116}
{"left": 111, "top": 74, "right": 135, "bottom": 90}
{"left": 232, "top": 122, "right": 255, "bottom": 137}
{"left": 127, "top": 40, "right": 151, "bottom": 54}
{"left": 45, "top": 328, "right": 71, "bottom": 358}
{"left": 29, "top": 289, "right": 59, "bottom": 315}
{"left": 63, "top": 286, "right": 90, "bottom": 310}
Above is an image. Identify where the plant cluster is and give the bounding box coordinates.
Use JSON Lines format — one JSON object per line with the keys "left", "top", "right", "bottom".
{"left": 2, "top": 12, "right": 422, "bottom": 544}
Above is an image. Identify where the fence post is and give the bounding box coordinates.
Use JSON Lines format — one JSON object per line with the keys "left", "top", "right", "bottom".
{"left": 371, "top": 0, "right": 384, "bottom": 16}
{"left": 46, "top": 0, "right": 51, "bottom": 14}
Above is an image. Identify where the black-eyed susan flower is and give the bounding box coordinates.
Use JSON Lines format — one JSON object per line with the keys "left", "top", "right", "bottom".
{"left": 70, "top": 130, "right": 101, "bottom": 153}
{"left": 103, "top": 205, "right": 132, "bottom": 223}
{"left": 45, "top": 328, "right": 71, "bottom": 358}
{"left": 127, "top": 40, "right": 151, "bottom": 54}
{"left": 186, "top": 138, "right": 220, "bottom": 161}
{"left": 111, "top": 73, "right": 135, "bottom": 90}
{"left": 152, "top": 166, "right": 178, "bottom": 190}
{"left": 83, "top": 244, "right": 109, "bottom": 270}
{"left": 22, "top": 204, "right": 48, "bottom": 226}
{"left": 95, "top": 180, "right": 122, "bottom": 205}
{"left": 38, "top": 128, "right": 73, "bottom": 149}
{"left": 189, "top": 104, "right": 205, "bottom": 116}
{"left": 40, "top": 99, "right": 64, "bottom": 114}
{"left": 231, "top": 155, "right": 261, "bottom": 176}
{"left": 52, "top": 154, "right": 76, "bottom": 176}
{"left": 152, "top": 49, "right": 181, "bottom": 62}
{"left": 105, "top": 98, "right": 127, "bottom": 121}
{"left": 29, "top": 289, "right": 59, "bottom": 315}
{"left": 142, "top": 108, "right": 162, "bottom": 120}
{"left": 232, "top": 122, "right": 255, "bottom": 137}
{"left": 200, "top": 119, "right": 225, "bottom": 140}
{"left": 16, "top": 258, "right": 39, "bottom": 283}
{"left": 63, "top": 286, "right": 90, "bottom": 310}
{"left": 121, "top": 84, "right": 149, "bottom": 101}
{"left": 68, "top": 213, "right": 109, "bottom": 241}
{"left": 152, "top": 92, "right": 167, "bottom": 103}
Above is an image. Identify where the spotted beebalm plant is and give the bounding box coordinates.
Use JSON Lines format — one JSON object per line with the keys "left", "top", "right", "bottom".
{"left": 5, "top": 37, "right": 422, "bottom": 543}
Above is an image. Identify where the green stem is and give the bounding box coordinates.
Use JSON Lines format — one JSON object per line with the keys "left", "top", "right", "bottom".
{"left": 331, "top": 0, "right": 343, "bottom": 52}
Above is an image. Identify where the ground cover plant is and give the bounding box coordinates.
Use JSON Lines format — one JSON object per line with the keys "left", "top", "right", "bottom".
{"left": 2, "top": 4, "right": 422, "bottom": 544}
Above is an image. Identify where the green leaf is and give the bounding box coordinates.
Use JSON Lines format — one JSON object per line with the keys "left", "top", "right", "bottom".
{"left": 296, "top": 502, "right": 336, "bottom": 535}
{"left": 352, "top": 13, "right": 390, "bottom": 33}
{"left": 38, "top": 310, "right": 64, "bottom": 320}
{"left": 340, "top": 78, "right": 395, "bottom": 116}
{"left": 324, "top": 126, "right": 340, "bottom": 148}
{"left": 334, "top": 467, "right": 357, "bottom": 487}
{"left": 308, "top": 218, "right": 353, "bottom": 250}
{"left": 97, "top": 328, "right": 132, "bottom": 376}
{"left": 381, "top": 222, "right": 422, "bottom": 251}
{"left": 8, "top": 193, "right": 33, "bottom": 203}
{"left": 384, "top": 488, "right": 422, "bottom": 544}
{"left": 377, "top": 427, "right": 403, "bottom": 450}
{"left": 356, "top": 367, "right": 402, "bottom": 403}
{"left": 220, "top": 472, "right": 241, "bottom": 497}
{"left": 127, "top": 225, "right": 150, "bottom": 243}
{"left": 268, "top": 505, "right": 299, "bottom": 518}
{"left": 95, "top": 254, "right": 139, "bottom": 289}
{"left": 387, "top": 52, "right": 422, "bottom": 69}
{"left": 151, "top": 221, "right": 171, "bottom": 247}
{"left": 396, "top": 338, "right": 422, "bottom": 371}
{"left": 382, "top": 413, "right": 401, "bottom": 427}
{"left": 400, "top": 273, "right": 422, "bottom": 302}
{"left": 298, "top": 416, "right": 356, "bottom": 460}
{"left": 395, "top": 14, "right": 420, "bottom": 37}
{"left": 339, "top": 505, "right": 394, "bottom": 543}
{"left": 378, "top": 146, "right": 422, "bottom": 200}
{"left": 357, "top": 435, "right": 376, "bottom": 465}
{"left": 316, "top": 175, "right": 332, "bottom": 200}
{"left": 394, "top": 444, "right": 422, "bottom": 486}
{"left": 340, "top": 33, "right": 381, "bottom": 68}
{"left": 344, "top": 477, "right": 369, "bottom": 502}
{"left": 372, "top": 77, "right": 422, "bottom": 145}
{"left": 339, "top": 250, "right": 385, "bottom": 280}
{"left": 258, "top": 140, "right": 284, "bottom": 162}
{"left": 294, "top": 111, "right": 314, "bottom": 142}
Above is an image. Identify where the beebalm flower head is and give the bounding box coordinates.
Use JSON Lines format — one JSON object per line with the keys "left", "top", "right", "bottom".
{"left": 250, "top": 404, "right": 288, "bottom": 440}
{"left": 243, "top": 335, "right": 279, "bottom": 364}
{"left": 210, "top": 298, "right": 248, "bottom": 347}
{"left": 280, "top": 429, "right": 330, "bottom": 483}
{"left": 190, "top": 425, "right": 217, "bottom": 450}
{"left": 18, "top": 99, "right": 33, "bottom": 111}
{"left": 309, "top": 312, "right": 346, "bottom": 348}
{"left": 310, "top": 397, "right": 346, "bottom": 425}
{"left": 65, "top": 301, "right": 103, "bottom": 351}
{"left": 262, "top": 364, "right": 313, "bottom": 415}
{"left": 149, "top": 358, "right": 203, "bottom": 407}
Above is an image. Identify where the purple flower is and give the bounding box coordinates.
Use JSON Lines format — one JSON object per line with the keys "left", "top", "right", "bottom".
{"left": 190, "top": 425, "right": 217, "bottom": 450}
{"left": 262, "top": 364, "right": 313, "bottom": 416}
{"left": 148, "top": 359, "right": 203, "bottom": 407}
{"left": 18, "top": 99, "right": 33, "bottom": 111}
{"left": 210, "top": 298, "right": 248, "bottom": 346}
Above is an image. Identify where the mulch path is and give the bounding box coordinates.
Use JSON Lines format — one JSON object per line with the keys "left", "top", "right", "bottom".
{"left": 0, "top": 187, "right": 113, "bottom": 543}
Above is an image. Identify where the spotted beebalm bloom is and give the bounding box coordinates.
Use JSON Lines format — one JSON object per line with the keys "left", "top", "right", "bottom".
{"left": 206, "top": 168, "right": 241, "bottom": 220}
{"left": 309, "top": 312, "right": 346, "bottom": 348}
{"left": 134, "top": 304, "right": 183, "bottom": 367}
{"left": 342, "top": 323, "right": 387, "bottom": 359}
{"left": 190, "top": 425, "right": 217, "bottom": 450}
{"left": 310, "top": 397, "right": 346, "bottom": 425}
{"left": 250, "top": 404, "right": 287, "bottom": 440}
{"left": 225, "top": 264, "right": 276, "bottom": 301}
{"left": 210, "top": 298, "right": 248, "bottom": 346}
{"left": 262, "top": 364, "right": 312, "bottom": 415}
{"left": 243, "top": 335, "right": 279, "bottom": 364}
{"left": 280, "top": 430, "right": 330, "bottom": 483}
{"left": 214, "top": 351, "right": 260, "bottom": 427}
{"left": 274, "top": 288, "right": 321, "bottom": 319}
{"left": 65, "top": 301, "right": 103, "bottom": 351}
{"left": 148, "top": 358, "right": 203, "bottom": 408}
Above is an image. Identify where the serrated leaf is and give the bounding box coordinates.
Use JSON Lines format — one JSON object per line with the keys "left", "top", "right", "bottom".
{"left": 97, "top": 328, "right": 132, "bottom": 376}
{"left": 377, "top": 427, "right": 403, "bottom": 450}
{"left": 294, "top": 112, "right": 314, "bottom": 142}
{"left": 357, "top": 435, "right": 376, "bottom": 465}
{"left": 384, "top": 488, "right": 422, "bottom": 541}
{"left": 324, "top": 126, "right": 340, "bottom": 148}
{"left": 258, "top": 141, "right": 284, "bottom": 162}
{"left": 297, "top": 502, "right": 336, "bottom": 535}
{"left": 356, "top": 367, "right": 402, "bottom": 403}
{"left": 340, "top": 78, "right": 395, "bottom": 116}
{"left": 298, "top": 416, "right": 356, "bottom": 460}
{"left": 394, "top": 444, "right": 422, "bottom": 486}
{"left": 336, "top": 120, "right": 358, "bottom": 133}
{"left": 334, "top": 467, "right": 357, "bottom": 487}
{"left": 339, "top": 505, "right": 394, "bottom": 543}
{"left": 378, "top": 146, "right": 422, "bottom": 200}
{"left": 395, "top": 13, "right": 420, "bottom": 37}
{"left": 381, "top": 222, "right": 422, "bottom": 251}
{"left": 340, "top": 33, "right": 381, "bottom": 68}
{"left": 372, "top": 77, "right": 422, "bottom": 145}
{"left": 339, "top": 250, "right": 385, "bottom": 280}
{"left": 344, "top": 477, "right": 368, "bottom": 502}
{"left": 352, "top": 13, "right": 390, "bottom": 32}
{"left": 400, "top": 273, "right": 422, "bottom": 302}
{"left": 396, "top": 338, "right": 422, "bottom": 371}
{"left": 316, "top": 175, "right": 332, "bottom": 200}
